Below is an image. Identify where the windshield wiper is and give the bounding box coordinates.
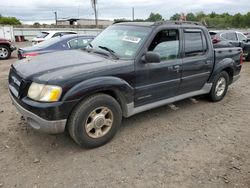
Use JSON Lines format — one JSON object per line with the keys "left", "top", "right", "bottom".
{"left": 88, "top": 42, "right": 93, "bottom": 48}
{"left": 98, "top": 46, "right": 119, "bottom": 60}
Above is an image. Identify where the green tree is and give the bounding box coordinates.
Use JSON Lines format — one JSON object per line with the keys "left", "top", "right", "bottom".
{"left": 0, "top": 15, "right": 21, "bottom": 25}
{"left": 146, "top": 12, "right": 163, "bottom": 22}
{"left": 170, "top": 13, "right": 181, "bottom": 21}
{"left": 186, "top": 13, "right": 197, "bottom": 21}
{"left": 33, "top": 22, "right": 41, "bottom": 27}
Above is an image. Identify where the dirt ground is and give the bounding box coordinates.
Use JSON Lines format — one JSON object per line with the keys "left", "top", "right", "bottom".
{"left": 0, "top": 42, "right": 250, "bottom": 188}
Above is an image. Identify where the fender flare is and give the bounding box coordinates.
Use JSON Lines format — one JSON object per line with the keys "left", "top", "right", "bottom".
{"left": 208, "top": 58, "right": 234, "bottom": 83}
{"left": 62, "top": 76, "right": 134, "bottom": 114}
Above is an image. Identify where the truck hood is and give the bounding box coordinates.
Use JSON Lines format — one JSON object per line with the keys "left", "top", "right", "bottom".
{"left": 13, "top": 50, "right": 120, "bottom": 83}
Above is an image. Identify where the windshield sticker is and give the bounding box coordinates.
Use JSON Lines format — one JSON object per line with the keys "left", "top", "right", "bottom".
{"left": 122, "top": 36, "right": 141, "bottom": 43}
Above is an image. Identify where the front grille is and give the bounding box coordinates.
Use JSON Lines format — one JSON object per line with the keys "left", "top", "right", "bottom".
{"left": 9, "top": 68, "right": 30, "bottom": 98}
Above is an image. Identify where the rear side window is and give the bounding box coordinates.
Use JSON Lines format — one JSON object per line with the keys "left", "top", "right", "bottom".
{"left": 184, "top": 30, "right": 207, "bottom": 57}
{"left": 237, "top": 33, "right": 246, "bottom": 41}
{"left": 221, "top": 32, "right": 237, "bottom": 41}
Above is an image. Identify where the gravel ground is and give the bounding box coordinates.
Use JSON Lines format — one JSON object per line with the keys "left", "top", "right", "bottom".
{"left": 0, "top": 42, "right": 250, "bottom": 188}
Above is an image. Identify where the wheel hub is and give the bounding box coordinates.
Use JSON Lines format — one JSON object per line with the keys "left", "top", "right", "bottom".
{"left": 0, "top": 48, "right": 8, "bottom": 58}
{"left": 94, "top": 115, "right": 105, "bottom": 128}
{"left": 215, "top": 77, "right": 226, "bottom": 97}
{"left": 84, "top": 107, "right": 114, "bottom": 139}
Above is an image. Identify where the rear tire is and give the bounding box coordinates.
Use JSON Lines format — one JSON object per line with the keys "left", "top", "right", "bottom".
{"left": 68, "top": 94, "right": 122, "bottom": 148}
{"left": 209, "top": 71, "right": 229, "bottom": 102}
{"left": 0, "top": 45, "right": 11, "bottom": 60}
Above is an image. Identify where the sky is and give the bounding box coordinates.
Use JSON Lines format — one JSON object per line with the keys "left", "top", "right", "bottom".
{"left": 0, "top": 0, "right": 249, "bottom": 24}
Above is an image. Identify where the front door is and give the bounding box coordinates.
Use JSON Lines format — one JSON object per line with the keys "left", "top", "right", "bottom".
{"left": 135, "top": 28, "right": 182, "bottom": 107}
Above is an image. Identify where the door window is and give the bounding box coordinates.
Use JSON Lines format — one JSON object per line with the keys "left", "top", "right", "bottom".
{"left": 69, "top": 37, "right": 93, "bottom": 49}
{"left": 148, "top": 29, "right": 180, "bottom": 61}
{"left": 184, "top": 30, "right": 207, "bottom": 57}
{"left": 221, "top": 32, "right": 237, "bottom": 41}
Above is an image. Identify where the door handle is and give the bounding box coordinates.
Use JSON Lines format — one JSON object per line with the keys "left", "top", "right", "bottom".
{"left": 205, "top": 60, "right": 212, "bottom": 65}
{"left": 173, "top": 65, "right": 181, "bottom": 73}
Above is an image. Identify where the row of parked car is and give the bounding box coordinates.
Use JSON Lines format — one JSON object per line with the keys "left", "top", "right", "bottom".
{"left": 210, "top": 30, "right": 250, "bottom": 60}
{"left": 0, "top": 30, "right": 94, "bottom": 60}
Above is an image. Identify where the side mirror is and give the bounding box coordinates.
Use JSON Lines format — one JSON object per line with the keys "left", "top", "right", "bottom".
{"left": 143, "top": 52, "right": 161, "bottom": 63}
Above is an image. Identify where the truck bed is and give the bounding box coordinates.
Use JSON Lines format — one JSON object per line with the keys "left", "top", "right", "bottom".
{"left": 214, "top": 47, "right": 242, "bottom": 64}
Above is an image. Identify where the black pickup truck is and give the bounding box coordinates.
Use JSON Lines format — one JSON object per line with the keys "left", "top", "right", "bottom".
{"left": 9, "top": 21, "right": 243, "bottom": 148}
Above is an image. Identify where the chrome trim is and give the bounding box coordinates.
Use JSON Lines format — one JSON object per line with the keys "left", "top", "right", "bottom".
{"left": 9, "top": 90, "right": 66, "bottom": 134}
{"left": 124, "top": 83, "right": 212, "bottom": 117}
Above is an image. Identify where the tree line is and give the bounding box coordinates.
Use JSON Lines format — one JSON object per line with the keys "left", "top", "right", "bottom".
{"left": 0, "top": 14, "right": 21, "bottom": 25}
{"left": 115, "top": 12, "right": 250, "bottom": 29}
{"left": 1, "top": 11, "right": 250, "bottom": 28}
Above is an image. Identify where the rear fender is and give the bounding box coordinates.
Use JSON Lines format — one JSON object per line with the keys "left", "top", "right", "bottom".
{"left": 208, "top": 58, "right": 234, "bottom": 83}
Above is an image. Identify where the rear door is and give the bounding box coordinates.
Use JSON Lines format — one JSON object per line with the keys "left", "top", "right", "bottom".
{"left": 135, "top": 28, "right": 182, "bottom": 106}
{"left": 178, "top": 28, "right": 214, "bottom": 94}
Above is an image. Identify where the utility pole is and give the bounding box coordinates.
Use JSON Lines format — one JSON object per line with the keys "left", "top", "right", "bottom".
{"left": 54, "top": 11, "right": 57, "bottom": 26}
{"left": 91, "top": 0, "right": 98, "bottom": 27}
{"left": 132, "top": 7, "right": 134, "bottom": 21}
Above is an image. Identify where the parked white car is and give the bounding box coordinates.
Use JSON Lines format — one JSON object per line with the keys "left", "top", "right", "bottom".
{"left": 32, "top": 31, "right": 77, "bottom": 45}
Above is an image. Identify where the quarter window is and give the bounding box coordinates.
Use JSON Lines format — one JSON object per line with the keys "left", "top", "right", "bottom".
{"left": 149, "top": 29, "right": 180, "bottom": 61}
{"left": 184, "top": 30, "right": 207, "bottom": 57}
{"left": 237, "top": 33, "right": 246, "bottom": 41}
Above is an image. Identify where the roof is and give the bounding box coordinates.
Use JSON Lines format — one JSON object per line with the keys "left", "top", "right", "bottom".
{"left": 116, "top": 21, "right": 205, "bottom": 28}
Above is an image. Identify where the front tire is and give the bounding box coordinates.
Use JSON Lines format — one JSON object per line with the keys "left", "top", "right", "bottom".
{"left": 0, "top": 45, "right": 11, "bottom": 60}
{"left": 209, "top": 71, "right": 229, "bottom": 102}
{"left": 68, "top": 94, "right": 122, "bottom": 148}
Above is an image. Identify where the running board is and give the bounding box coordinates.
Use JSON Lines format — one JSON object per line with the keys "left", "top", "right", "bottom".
{"left": 124, "top": 83, "right": 212, "bottom": 117}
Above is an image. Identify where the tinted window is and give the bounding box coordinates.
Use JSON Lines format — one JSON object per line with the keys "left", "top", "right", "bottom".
{"left": 149, "top": 30, "right": 180, "bottom": 61}
{"left": 222, "top": 32, "right": 237, "bottom": 41}
{"left": 184, "top": 31, "right": 207, "bottom": 57}
{"left": 69, "top": 37, "right": 93, "bottom": 49}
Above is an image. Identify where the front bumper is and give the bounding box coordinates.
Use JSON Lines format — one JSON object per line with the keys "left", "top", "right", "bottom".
{"left": 9, "top": 91, "right": 66, "bottom": 134}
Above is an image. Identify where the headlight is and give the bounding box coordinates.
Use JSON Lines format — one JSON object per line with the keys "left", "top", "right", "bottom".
{"left": 28, "top": 82, "right": 62, "bottom": 102}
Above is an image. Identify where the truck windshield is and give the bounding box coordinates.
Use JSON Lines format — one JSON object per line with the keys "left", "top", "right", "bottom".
{"left": 90, "top": 25, "right": 152, "bottom": 59}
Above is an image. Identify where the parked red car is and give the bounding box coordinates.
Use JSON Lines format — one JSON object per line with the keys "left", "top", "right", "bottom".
{"left": 0, "top": 38, "right": 16, "bottom": 60}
